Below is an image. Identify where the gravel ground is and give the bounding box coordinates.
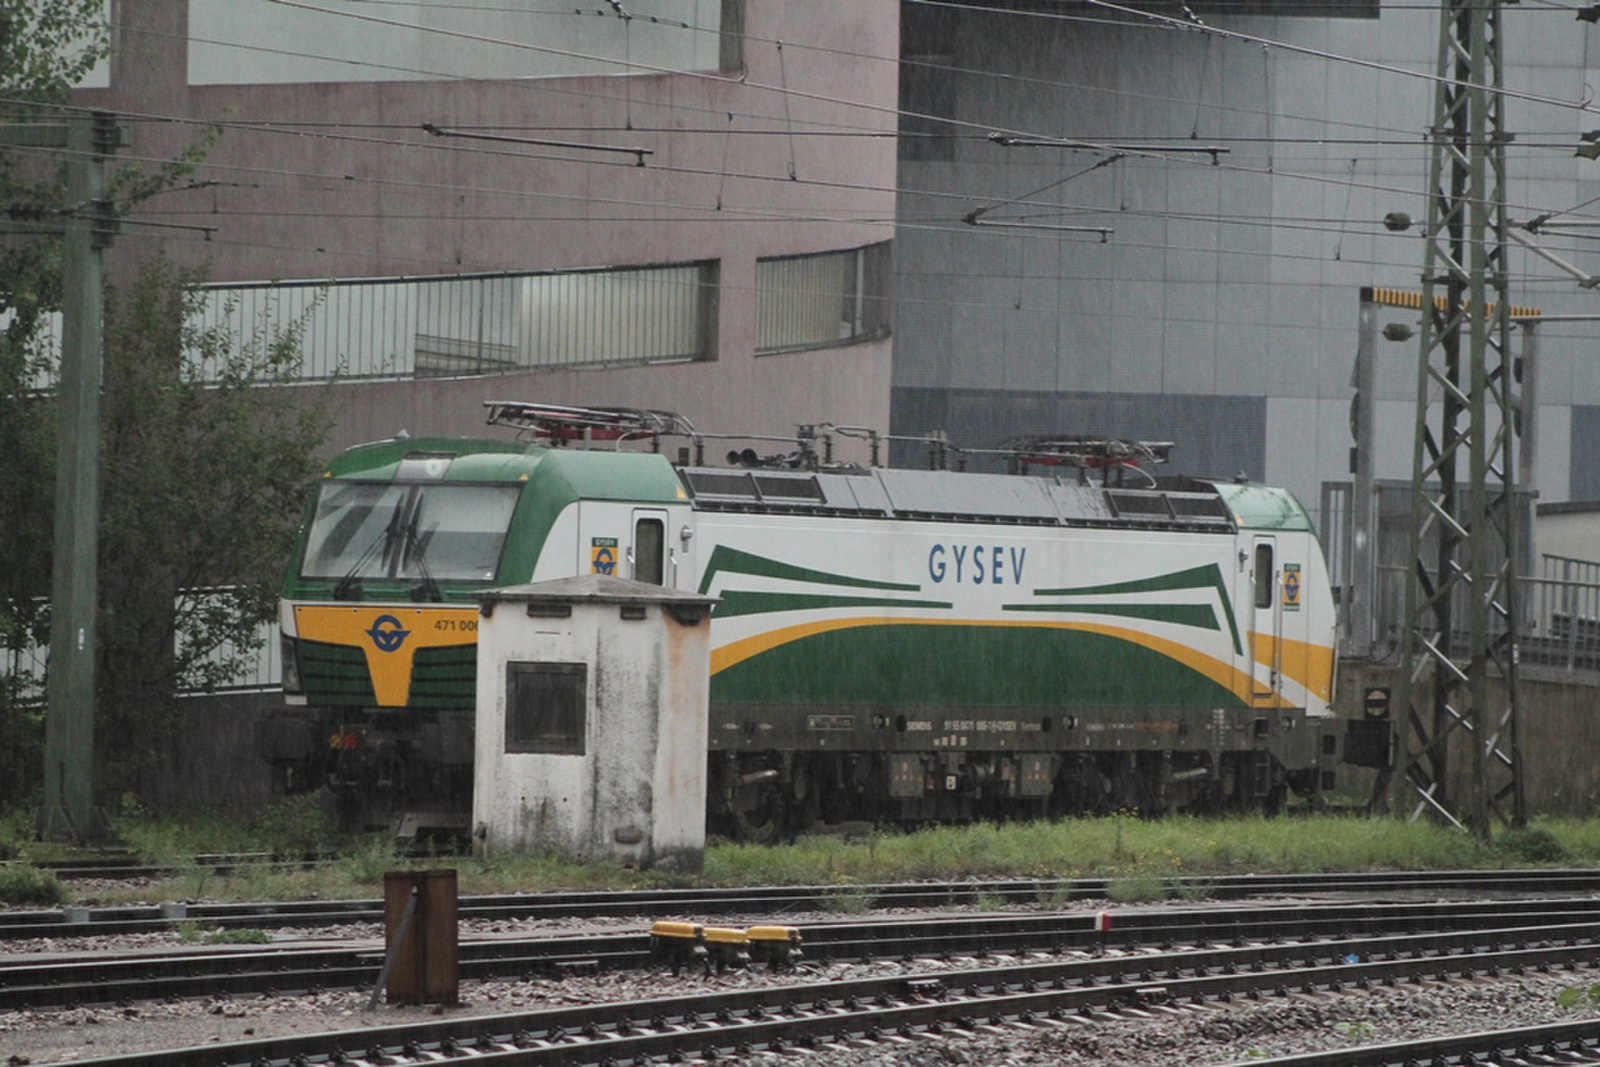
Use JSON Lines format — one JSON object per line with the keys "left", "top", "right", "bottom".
{"left": 2, "top": 904, "right": 1594, "bottom": 1065}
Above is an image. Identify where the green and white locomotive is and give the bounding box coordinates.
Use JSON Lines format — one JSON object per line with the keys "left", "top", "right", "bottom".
{"left": 263, "top": 402, "right": 1342, "bottom": 838}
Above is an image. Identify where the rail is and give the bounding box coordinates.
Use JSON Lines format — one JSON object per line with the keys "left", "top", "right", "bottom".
{"left": 9, "top": 898, "right": 1600, "bottom": 1012}
{"left": 36, "top": 900, "right": 1600, "bottom": 1067}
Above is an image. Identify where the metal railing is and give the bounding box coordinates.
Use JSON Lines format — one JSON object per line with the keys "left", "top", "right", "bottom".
{"left": 755, "top": 241, "right": 891, "bottom": 354}
{"left": 1543, "top": 553, "right": 1600, "bottom": 587}
{"left": 3, "top": 597, "right": 281, "bottom": 707}
{"left": 193, "top": 263, "right": 716, "bottom": 381}
{"left": 1368, "top": 563, "right": 1600, "bottom": 675}
{"left": 1520, "top": 575, "right": 1600, "bottom": 673}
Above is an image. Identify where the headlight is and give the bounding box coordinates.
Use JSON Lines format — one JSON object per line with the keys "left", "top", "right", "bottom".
{"left": 280, "top": 633, "right": 303, "bottom": 695}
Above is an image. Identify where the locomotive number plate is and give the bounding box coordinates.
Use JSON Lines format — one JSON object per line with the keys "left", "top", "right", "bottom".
{"left": 807, "top": 715, "right": 856, "bottom": 731}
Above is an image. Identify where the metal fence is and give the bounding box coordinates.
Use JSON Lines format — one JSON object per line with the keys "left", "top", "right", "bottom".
{"left": 1318, "top": 480, "right": 1600, "bottom": 673}
{"left": 1522, "top": 560, "right": 1600, "bottom": 672}
{"left": 3, "top": 596, "right": 281, "bottom": 707}
{"left": 1543, "top": 553, "right": 1600, "bottom": 586}
{"left": 1359, "top": 564, "right": 1600, "bottom": 674}
{"left": 2, "top": 638, "right": 47, "bottom": 707}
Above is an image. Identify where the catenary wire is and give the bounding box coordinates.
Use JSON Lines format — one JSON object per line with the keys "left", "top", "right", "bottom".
{"left": 74, "top": 7, "right": 1600, "bottom": 180}
{"left": 16, "top": 7, "right": 1600, "bottom": 282}
{"left": 16, "top": 101, "right": 1600, "bottom": 281}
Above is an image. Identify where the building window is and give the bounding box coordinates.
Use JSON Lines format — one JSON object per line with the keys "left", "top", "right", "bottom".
{"left": 755, "top": 241, "right": 891, "bottom": 355}
{"left": 515, "top": 262, "right": 716, "bottom": 371}
{"left": 505, "top": 662, "right": 587, "bottom": 755}
{"left": 188, "top": 260, "right": 718, "bottom": 383}
{"left": 719, "top": 0, "right": 746, "bottom": 73}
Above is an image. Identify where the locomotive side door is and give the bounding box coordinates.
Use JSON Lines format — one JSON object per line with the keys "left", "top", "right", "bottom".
{"left": 1249, "top": 535, "right": 1284, "bottom": 705}
{"left": 630, "top": 508, "right": 671, "bottom": 586}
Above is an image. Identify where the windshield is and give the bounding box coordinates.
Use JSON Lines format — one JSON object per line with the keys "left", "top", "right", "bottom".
{"left": 301, "top": 482, "right": 521, "bottom": 583}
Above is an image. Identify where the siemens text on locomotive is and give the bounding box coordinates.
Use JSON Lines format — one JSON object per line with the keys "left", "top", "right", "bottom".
{"left": 258, "top": 402, "right": 1346, "bottom": 840}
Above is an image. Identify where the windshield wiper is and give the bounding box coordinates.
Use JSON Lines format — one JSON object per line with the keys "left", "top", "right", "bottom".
{"left": 400, "top": 501, "right": 443, "bottom": 603}
{"left": 331, "top": 497, "right": 406, "bottom": 601}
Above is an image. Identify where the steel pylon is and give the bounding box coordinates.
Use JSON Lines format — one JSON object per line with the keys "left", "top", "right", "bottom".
{"left": 1392, "top": 0, "right": 1525, "bottom": 839}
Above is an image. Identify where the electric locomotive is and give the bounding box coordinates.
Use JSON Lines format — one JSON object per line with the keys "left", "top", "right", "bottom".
{"left": 260, "top": 402, "right": 1342, "bottom": 839}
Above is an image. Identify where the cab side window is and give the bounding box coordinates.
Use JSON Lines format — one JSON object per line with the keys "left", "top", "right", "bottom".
{"left": 634, "top": 518, "right": 665, "bottom": 585}
{"left": 1254, "top": 544, "right": 1274, "bottom": 609}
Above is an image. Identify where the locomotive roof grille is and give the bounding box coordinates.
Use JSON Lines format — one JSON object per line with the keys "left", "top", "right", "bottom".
{"left": 1166, "top": 492, "right": 1233, "bottom": 523}
{"left": 683, "top": 469, "right": 829, "bottom": 502}
{"left": 893, "top": 512, "right": 1064, "bottom": 527}
{"left": 752, "top": 474, "right": 825, "bottom": 501}
{"left": 1106, "top": 490, "right": 1173, "bottom": 518}
{"left": 684, "top": 470, "right": 759, "bottom": 501}
{"left": 678, "top": 466, "right": 1237, "bottom": 532}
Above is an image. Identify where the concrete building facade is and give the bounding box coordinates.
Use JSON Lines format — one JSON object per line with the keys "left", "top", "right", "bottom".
{"left": 894, "top": 2, "right": 1600, "bottom": 544}
{"left": 75, "top": 0, "right": 899, "bottom": 457}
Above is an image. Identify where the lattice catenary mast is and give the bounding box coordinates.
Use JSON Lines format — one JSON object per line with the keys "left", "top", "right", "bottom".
{"left": 1392, "top": 0, "right": 1524, "bottom": 839}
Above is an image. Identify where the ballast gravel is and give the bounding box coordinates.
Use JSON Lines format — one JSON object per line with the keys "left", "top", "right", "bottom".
{"left": 1, "top": 913, "right": 1595, "bottom": 1065}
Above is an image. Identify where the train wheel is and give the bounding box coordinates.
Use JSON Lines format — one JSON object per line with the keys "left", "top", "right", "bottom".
{"left": 1261, "top": 783, "right": 1288, "bottom": 817}
{"left": 732, "top": 790, "right": 783, "bottom": 845}
{"left": 786, "top": 765, "right": 821, "bottom": 836}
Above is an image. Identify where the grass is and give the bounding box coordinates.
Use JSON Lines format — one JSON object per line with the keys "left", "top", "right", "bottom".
{"left": 7, "top": 809, "right": 1600, "bottom": 907}
{"left": 0, "top": 863, "right": 68, "bottom": 905}
{"left": 175, "top": 922, "right": 272, "bottom": 945}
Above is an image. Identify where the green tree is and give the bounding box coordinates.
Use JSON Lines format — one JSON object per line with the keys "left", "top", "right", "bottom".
{"left": 1, "top": 3, "right": 333, "bottom": 808}
{"left": 94, "top": 256, "right": 333, "bottom": 796}
{"left": 3, "top": 253, "right": 335, "bottom": 808}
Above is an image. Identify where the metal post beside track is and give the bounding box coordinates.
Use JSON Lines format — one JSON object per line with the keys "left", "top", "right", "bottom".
{"left": 378, "top": 869, "right": 458, "bottom": 1006}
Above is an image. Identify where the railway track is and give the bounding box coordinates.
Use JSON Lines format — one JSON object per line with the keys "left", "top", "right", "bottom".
{"left": 1223, "top": 1021, "right": 1600, "bottom": 1067}
{"left": 31, "top": 850, "right": 438, "bottom": 882}
{"left": 14, "top": 871, "right": 1600, "bottom": 1064}
{"left": 8, "top": 866, "right": 1600, "bottom": 941}
{"left": 8, "top": 895, "right": 1600, "bottom": 1011}
{"left": 35, "top": 909, "right": 1600, "bottom": 1067}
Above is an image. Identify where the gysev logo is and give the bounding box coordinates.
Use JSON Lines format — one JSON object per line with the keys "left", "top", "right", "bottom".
{"left": 1282, "top": 563, "right": 1301, "bottom": 611}
{"left": 365, "top": 614, "right": 411, "bottom": 652}
{"left": 591, "top": 537, "right": 618, "bottom": 576}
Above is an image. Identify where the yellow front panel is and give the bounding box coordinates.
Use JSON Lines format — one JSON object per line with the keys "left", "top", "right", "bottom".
{"left": 294, "top": 605, "right": 479, "bottom": 707}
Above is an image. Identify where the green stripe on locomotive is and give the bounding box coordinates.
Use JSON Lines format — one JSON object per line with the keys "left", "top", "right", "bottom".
{"left": 294, "top": 640, "right": 480, "bottom": 708}
{"left": 710, "top": 622, "right": 1243, "bottom": 708}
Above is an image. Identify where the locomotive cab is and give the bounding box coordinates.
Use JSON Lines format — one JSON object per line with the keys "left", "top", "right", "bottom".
{"left": 263, "top": 434, "right": 691, "bottom": 834}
